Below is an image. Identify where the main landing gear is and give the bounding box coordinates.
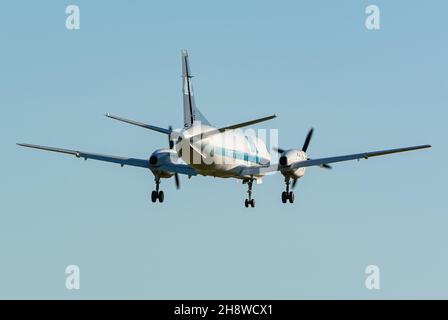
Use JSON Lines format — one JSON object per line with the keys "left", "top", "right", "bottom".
{"left": 244, "top": 179, "right": 255, "bottom": 208}
{"left": 151, "top": 177, "right": 164, "bottom": 203}
{"left": 281, "top": 178, "right": 295, "bottom": 204}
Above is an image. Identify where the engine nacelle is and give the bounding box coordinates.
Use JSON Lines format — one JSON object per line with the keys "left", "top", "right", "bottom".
{"left": 148, "top": 148, "right": 178, "bottom": 178}
{"left": 279, "top": 149, "right": 307, "bottom": 179}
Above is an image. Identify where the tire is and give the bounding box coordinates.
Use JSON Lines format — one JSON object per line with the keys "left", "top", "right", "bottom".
{"left": 245, "top": 199, "right": 249, "bottom": 208}
{"left": 281, "top": 191, "right": 287, "bottom": 203}
{"left": 158, "top": 190, "right": 164, "bottom": 203}
{"left": 289, "top": 191, "right": 295, "bottom": 203}
{"left": 250, "top": 199, "right": 255, "bottom": 207}
{"left": 151, "top": 190, "right": 158, "bottom": 203}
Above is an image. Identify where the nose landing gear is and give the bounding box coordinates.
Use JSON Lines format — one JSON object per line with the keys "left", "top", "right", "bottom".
{"left": 281, "top": 178, "right": 295, "bottom": 204}
{"left": 151, "top": 177, "right": 164, "bottom": 203}
{"left": 244, "top": 179, "right": 255, "bottom": 208}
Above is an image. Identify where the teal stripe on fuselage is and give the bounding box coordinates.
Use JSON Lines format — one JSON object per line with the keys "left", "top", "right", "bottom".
{"left": 213, "top": 146, "right": 268, "bottom": 165}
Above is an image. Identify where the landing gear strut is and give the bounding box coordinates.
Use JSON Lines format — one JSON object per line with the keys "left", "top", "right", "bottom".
{"left": 151, "top": 177, "right": 164, "bottom": 203}
{"left": 244, "top": 179, "right": 255, "bottom": 208}
{"left": 281, "top": 178, "right": 295, "bottom": 204}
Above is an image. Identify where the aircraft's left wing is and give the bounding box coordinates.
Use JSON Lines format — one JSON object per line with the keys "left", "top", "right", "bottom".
{"left": 238, "top": 144, "right": 431, "bottom": 177}
{"left": 17, "top": 143, "right": 150, "bottom": 168}
{"left": 290, "top": 144, "right": 431, "bottom": 169}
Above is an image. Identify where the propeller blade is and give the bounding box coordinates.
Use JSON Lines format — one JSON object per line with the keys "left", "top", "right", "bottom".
{"left": 302, "top": 128, "right": 314, "bottom": 152}
{"left": 171, "top": 128, "right": 180, "bottom": 189}
{"left": 292, "top": 178, "right": 298, "bottom": 189}
{"left": 174, "top": 173, "right": 180, "bottom": 189}
{"left": 273, "top": 147, "right": 285, "bottom": 154}
{"left": 168, "top": 125, "right": 174, "bottom": 149}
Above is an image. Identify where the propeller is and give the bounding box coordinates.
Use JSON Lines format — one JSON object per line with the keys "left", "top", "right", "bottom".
{"left": 273, "top": 128, "right": 315, "bottom": 155}
{"left": 275, "top": 128, "right": 332, "bottom": 189}
{"left": 293, "top": 127, "right": 312, "bottom": 188}
{"left": 292, "top": 178, "right": 298, "bottom": 189}
{"left": 168, "top": 125, "right": 174, "bottom": 149}
{"left": 272, "top": 147, "right": 285, "bottom": 154}
{"left": 302, "top": 128, "right": 314, "bottom": 152}
{"left": 168, "top": 125, "right": 180, "bottom": 189}
{"left": 174, "top": 172, "right": 180, "bottom": 189}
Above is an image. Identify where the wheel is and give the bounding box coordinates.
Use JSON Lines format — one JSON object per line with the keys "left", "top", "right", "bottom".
{"left": 158, "top": 190, "right": 164, "bottom": 203}
{"left": 289, "top": 191, "right": 295, "bottom": 203}
{"left": 151, "top": 190, "right": 158, "bottom": 203}
{"left": 281, "top": 191, "right": 287, "bottom": 203}
{"left": 250, "top": 199, "right": 255, "bottom": 207}
{"left": 245, "top": 199, "right": 249, "bottom": 208}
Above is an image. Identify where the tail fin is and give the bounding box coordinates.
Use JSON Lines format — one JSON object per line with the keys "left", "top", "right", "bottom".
{"left": 182, "top": 50, "right": 211, "bottom": 128}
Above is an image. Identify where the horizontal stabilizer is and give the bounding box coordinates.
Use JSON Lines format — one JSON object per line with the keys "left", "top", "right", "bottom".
{"left": 218, "top": 114, "right": 277, "bottom": 131}
{"left": 105, "top": 113, "right": 171, "bottom": 134}
{"left": 191, "top": 114, "right": 277, "bottom": 139}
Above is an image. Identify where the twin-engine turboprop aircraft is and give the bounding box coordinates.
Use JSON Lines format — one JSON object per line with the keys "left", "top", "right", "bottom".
{"left": 18, "top": 50, "right": 431, "bottom": 207}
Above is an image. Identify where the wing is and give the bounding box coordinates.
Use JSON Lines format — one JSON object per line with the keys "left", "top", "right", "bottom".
{"left": 237, "top": 144, "right": 430, "bottom": 177}
{"left": 17, "top": 143, "right": 199, "bottom": 177}
{"left": 290, "top": 144, "right": 431, "bottom": 169}
{"left": 17, "top": 143, "right": 149, "bottom": 168}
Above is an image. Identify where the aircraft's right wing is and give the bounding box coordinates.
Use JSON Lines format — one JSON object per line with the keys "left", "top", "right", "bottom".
{"left": 17, "top": 143, "right": 150, "bottom": 168}
{"left": 17, "top": 143, "right": 198, "bottom": 177}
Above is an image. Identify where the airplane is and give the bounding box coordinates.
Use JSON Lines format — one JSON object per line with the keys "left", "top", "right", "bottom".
{"left": 17, "top": 50, "right": 431, "bottom": 208}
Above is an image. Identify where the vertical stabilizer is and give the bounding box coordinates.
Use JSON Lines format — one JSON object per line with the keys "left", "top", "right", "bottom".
{"left": 182, "top": 50, "right": 211, "bottom": 127}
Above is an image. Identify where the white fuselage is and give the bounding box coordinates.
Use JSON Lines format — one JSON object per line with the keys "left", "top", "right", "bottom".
{"left": 175, "top": 124, "right": 271, "bottom": 178}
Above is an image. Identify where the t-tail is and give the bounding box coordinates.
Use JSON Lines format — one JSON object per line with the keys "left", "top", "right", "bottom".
{"left": 182, "top": 50, "right": 211, "bottom": 128}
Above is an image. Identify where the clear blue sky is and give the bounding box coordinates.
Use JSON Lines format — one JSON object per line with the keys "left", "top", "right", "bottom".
{"left": 0, "top": 0, "right": 446, "bottom": 299}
